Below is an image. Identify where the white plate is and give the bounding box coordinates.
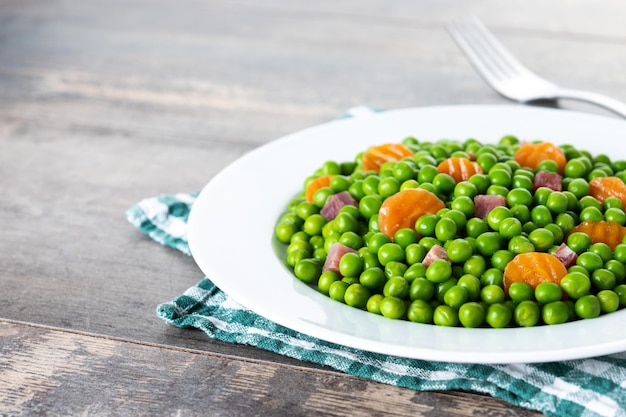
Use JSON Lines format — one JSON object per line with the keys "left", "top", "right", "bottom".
{"left": 187, "top": 105, "right": 626, "bottom": 364}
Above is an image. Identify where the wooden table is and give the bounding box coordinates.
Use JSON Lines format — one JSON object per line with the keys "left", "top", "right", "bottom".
{"left": 2, "top": 1, "right": 625, "bottom": 415}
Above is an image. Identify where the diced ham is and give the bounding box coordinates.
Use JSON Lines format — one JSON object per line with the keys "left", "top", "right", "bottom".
{"left": 320, "top": 191, "right": 358, "bottom": 220}
{"left": 322, "top": 242, "right": 358, "bottom": 274}
{"left": 553, "top": 243, "right": 578, "bottom": 268}
{"left": 474, "top": 194, "right": 507, "bottom": 219}
{"left": 534, "top": 170, "right": 563, "bottom": 191}
{"left": 422, "top": 244, "right": 449, "bottom": 267}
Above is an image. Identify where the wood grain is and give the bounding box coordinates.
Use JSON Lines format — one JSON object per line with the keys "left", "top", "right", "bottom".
{"left": 0, "top": 320, "right": 542, "bottom": 417}
{"left": 1, "top": 0, "right": 625, "bottom": 415}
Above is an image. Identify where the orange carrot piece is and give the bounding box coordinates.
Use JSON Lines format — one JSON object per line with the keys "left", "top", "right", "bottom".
{"left": 503, "top": 252, "right": 567, "bottom": 294}
{"left": 378, "top": 188, "right": 445, "bottom": 239}
{"left": 437, "top": 157, "right": 483, "bottom": 183}
{"left": 514, "top": 142, "right": 566, "bottom": 174}
{"left": 589, "top": 176, "right": 626, "bottom": 207}
{"left": 305, "top": 175, "right": 333, "bottom": 203}
{"left": 569, "top": 220, "right": 626, "bottom": 250}
{"left": 361, "top": 143, "right": 413, "bottom": 173}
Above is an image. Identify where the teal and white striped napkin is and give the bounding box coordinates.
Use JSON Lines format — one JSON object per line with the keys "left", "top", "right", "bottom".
{"left": 127, "top": 192, "right": 626, "bottom": 417}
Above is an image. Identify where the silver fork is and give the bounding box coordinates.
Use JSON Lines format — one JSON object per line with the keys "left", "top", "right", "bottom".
{"left": 447, "top": 16, "right": 626, "bottom": 118}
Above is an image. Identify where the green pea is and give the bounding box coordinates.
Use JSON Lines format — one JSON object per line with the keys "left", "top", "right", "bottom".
{"left": 555, "top": 213, "right": 576, "bottom": 234}
{"left": 588, "top": 243, "right": 612, "bottom": 263}
{"left": 405, "top": 262, "right": 427, "bottom": 281}
{"left": 435, "top": 217, "right": 458, "bottom": 241}
{"left": 318, "top": 271, "right": 340, "bottom": 295}
{"left": 531, "top": 205, "right": 553, "bottom": 227}
{"left": 466, "top": 217, "right": 488, "bottom": 238}
{"left": 339, "top": 231, "right": 362, "bottom": 250}
{"left": 312, "top": 187, "right": 334, "bottom": 208}
{"left": 435, "top": 278, "right": 458, "bottom": 304}
{"left": 605, "top": 259, "right": 626, "bottom": 283}
{"left": 481, "top": 268, "right": 504, "bottom": 287}
{"left": 433, "top": 305, "right": 459, "bottom": 327}
{"left": 392, "top": 160, "right": 418, "bottom": 182}
{"left": 615, "top": 284, "right": 626, "bottom": 306}
{"left": 406, "top": 299, "right": 434, "bottom": 323}
{"left": 541, "top": 301, "right": 569, "bottom": 325}
{"left": 528, "top": 228, "right": 555, "bottom": 252}
{"left": 508, "top": 281, "right": 534, "bottom": 301}
{"left": 514, "top": 301, "right": 540, "bottom": 327}
{"left": 508, "top": 235, "right": 535, "bottom": 254}
{"left": 535, "top": 282, "right": 562, "bottom": 304}
{"left": 378, "top": 176, "right": 401, "bottom": 198}
{"left": 591, "top": 268, "right": 616, "bottom": 290}
{"left": 348, "top": 180, "right": 366, "bottom": 201}
{"left": 328, "top": 280, "right": 349, "bottom": 302}
{"left": 486, "top": 206, "right": 512, "bottom": 232}
{"left": 485, "top": 303, "right": 512, "bottom": 328}
{"left": 420, "top": 236, "right": 442, "bottom": 251}
{"left": 417, "top": 164, "right": 439, "bottom": 182}
{"left": 481, "top": 284, "right": 505, "bottom": 304}
{"left": 577, "top": 251, "right": 604, "bottom": 273}
{"left": 567, "top": 232, "right": 592, "bottom": 254}
{"left": 425, "top": 259, "right": 452, "bottom": 283}
{"left": 366, "top": 294, "right": 384, "bottom": 314}
{"left": 458, "top": 302, "right": 486, "bottom": 328}
{"left": 579, "top": 195, "right": 602, "bottom": 211}
{"left": 506, "top": 188, "right": 533, "bottom": 207}
{"left": 488, "top": 168, "right": 512, "bottom": 188}
{"left": 446, "top": 239, "right": 474, "bottom": 263}
{"left": 560, "top": 272, "right": 591, "bottom": 299}
{"left": 378, "top": 242, "right": 405, "bottom": 266}
{"left": 579, "top": 206, "right": 604, "bottom": 222}
{"left": 463, "top": 255, "right": 487, "bottom": 277}
{"left": 432, "top": 173, "right": 456, "bottom": 195}
{"left": 534, "top": 187, "right": 553, "bottom": 206}
{"left": 383, "top": 276, "right": 410, "bottom": 298}
{"left": 546, "top": 192, "right": 568, "bottom": 214}
{"left": 491, "top": 249, "right": 515, "bottom": 271}
{"left": 368, "top": 232, "right": 392, "bottom": 254}
{"left": 605, "top": 207, "right": 626, "bottom": 225}
{"left": 393, "top": 228, "right": 419, "bottom": 249}
{"left": 361, "top": 175, "right": 381, "bottom": 195}
{"left": 510, "top": 205, "right": 531, "bottom": 224}
{"left": 275, "top": 222, "right": 300, "bottom": 244}
{"left": 379, "top": 296, "right": 407, "bottom": 319}
{"left": 405, "top": 243, "right": 426, "bottom": 265}
{"left": 444, "top": 285, "right": 469, "bottom": 309}
{"left": 409, "top": 277, "right": 435, "bottom": 301}
{"left": 333, "top": 212, "right": 358, "bottom": 234}
{"left": 511, "top": 175, "right": 534, "bottom": 191}
{"left": 575, "top": 294, "right": 601, "bottom": 319}
{"left": 597, "top": 290, "right": 620, "bottom": 313}
{"left": 359, "top": 195, "right": 383, "bottom": 219}
{"left": 477, "top": 152, "right": 498, "bottom": 172}
{"left": 329, "top": 175, "right": 352, "bottom": 193}
{"left": 565, "top": 158, "right": 590, "bottom": 178}
{"left": 469, "top": 174, "right": 490, "bottom": 194}
{"left": 294, "top": 258, "right": 322, "bottom": 284}
{"left": 415, "top": 214, "right": 438, "bottom": 237}
{"left": 454, "top": 181, "right": 478, "bottom": 198}
{"left": 475, "top": 232, "right": 502, "bottom": 257}
{"left": 498, "top": 217, "right": 523, "bottom": 239}
{"left": 457, "top": 274, "right": 481, "bottom": 301}
{"left": 450, "top": 196, "right": 475, "bottom": 218}
{"left": 384, "top": 261, "right": 408, "bottom": 280}
{"left": 614, "top": 244, "right": 626, "bottom": 263}
{"left": 486, "top": 184, "right": 509, "bottom": 197}
{"left": 344, "top": 284, "right": 371, "bottom": 309}
{"left": 359, "top": 267, "right": 385, "bottom": 290}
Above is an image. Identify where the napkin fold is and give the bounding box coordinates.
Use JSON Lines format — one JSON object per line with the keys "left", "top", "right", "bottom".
{"left": 127, "top": 192, "right": 626, "bottom": 417}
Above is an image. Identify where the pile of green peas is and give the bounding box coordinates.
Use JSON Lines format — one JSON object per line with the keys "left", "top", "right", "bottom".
{"left": 274, "top": 135, "right": 626, "bottom": 328}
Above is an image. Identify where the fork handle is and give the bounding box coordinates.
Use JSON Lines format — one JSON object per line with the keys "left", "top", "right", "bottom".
{"left": 555, "top": 88, "right": 626, "bottom": 118}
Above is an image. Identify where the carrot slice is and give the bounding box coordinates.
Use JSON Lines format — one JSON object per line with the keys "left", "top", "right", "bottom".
{"left": 378, "top": 188, "right": 445, "bottom": 239}
{"left": 361, "top": 143, "right": 413, "bottom": 173}
{"left": 305, "top": 175, "right": 333, "bottom": 203}
{"left": 569, "top": 220, "right": 626, "bottom": 250}
{"left": 503, "top": 252, "right": 567, "bottom": 294}
{"left": 514, "top": 142, "right": 566, "bottom": 174}
{"left": 589, "top": 176, "right": 626, "bottom": 207}
{"left": 437, "top": 157, "right": 483, "bottom": 183}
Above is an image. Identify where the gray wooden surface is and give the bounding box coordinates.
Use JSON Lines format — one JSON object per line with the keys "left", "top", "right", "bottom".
{"left": 1, "top": 1, "right": 625, "bottom": 415}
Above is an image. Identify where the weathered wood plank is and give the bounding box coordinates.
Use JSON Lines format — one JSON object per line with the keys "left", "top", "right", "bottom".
{"left": 0, "top": 321, "right": 543, "bottom": 416}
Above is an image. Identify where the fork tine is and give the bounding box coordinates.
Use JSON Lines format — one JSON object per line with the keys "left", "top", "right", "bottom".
{"left": 447, "top": 16, "right": 529, "bottom": 84}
